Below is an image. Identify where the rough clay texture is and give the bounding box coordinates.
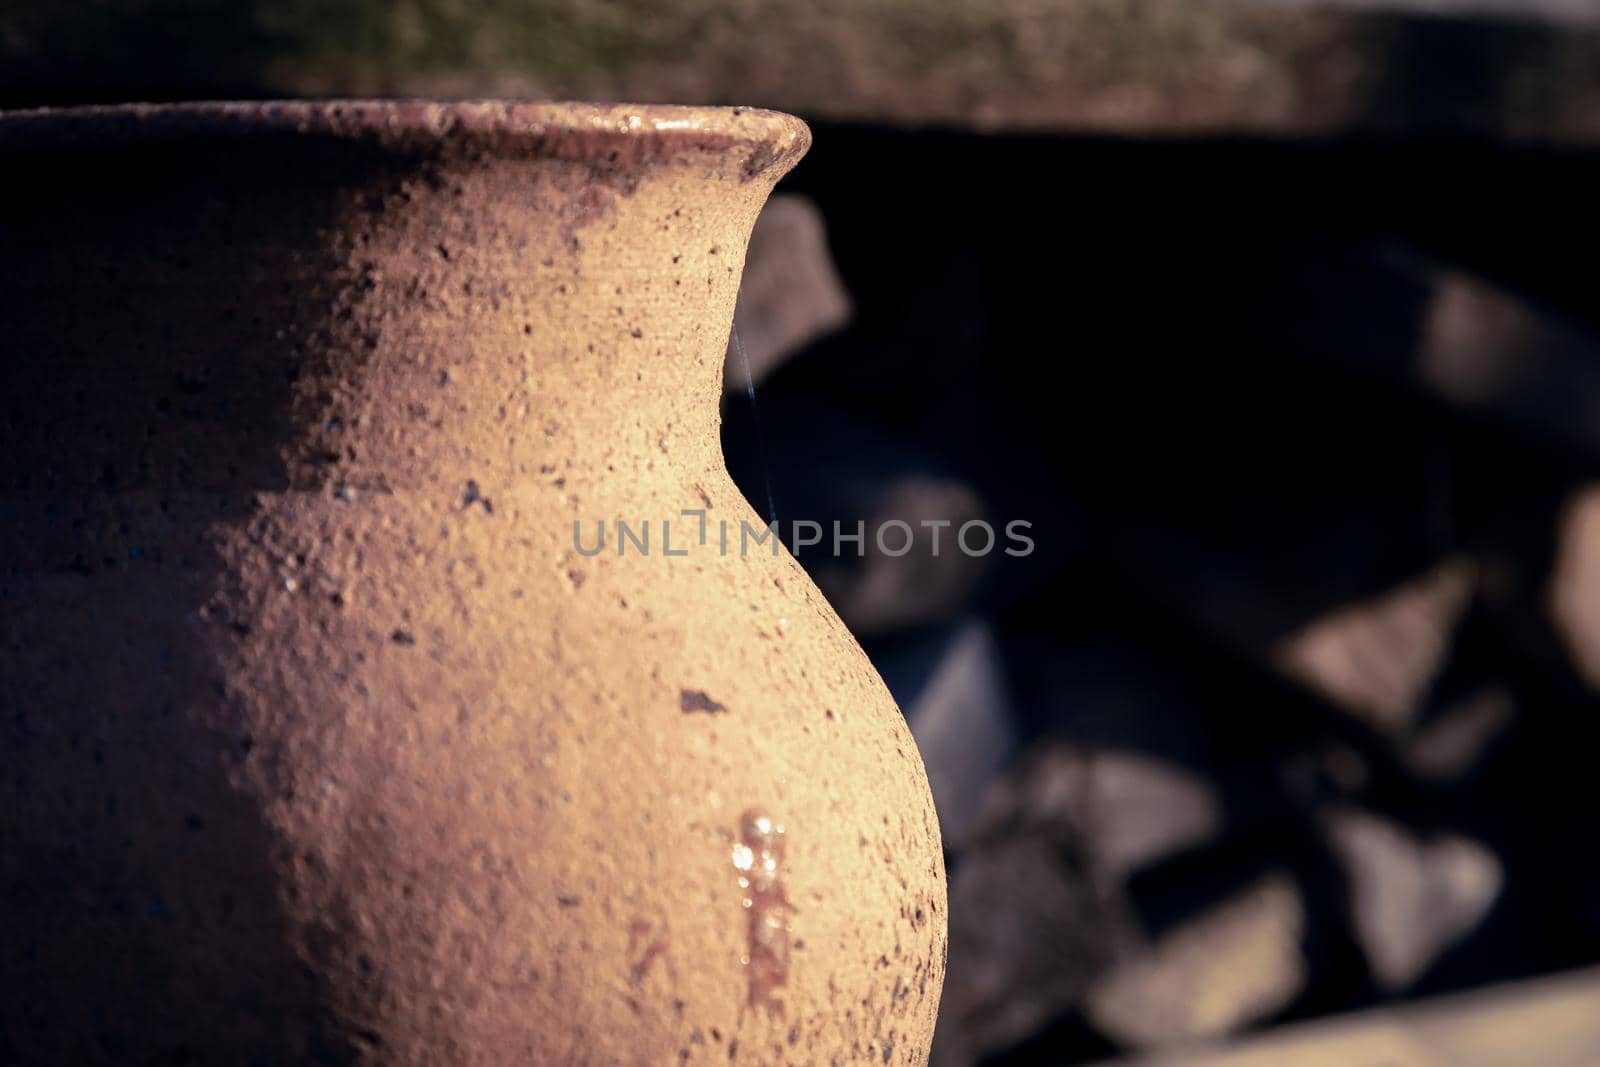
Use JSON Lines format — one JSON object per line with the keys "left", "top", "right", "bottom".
{"left": 0, "top": 101, "right": 947, "bottom": 1065}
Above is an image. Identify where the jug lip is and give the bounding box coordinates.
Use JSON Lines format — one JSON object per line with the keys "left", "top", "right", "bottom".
{"left": 0, "top": 99, "right": 811, "bottom": 177}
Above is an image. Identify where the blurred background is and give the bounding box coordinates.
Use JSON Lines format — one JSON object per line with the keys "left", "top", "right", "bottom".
{"left": 8, "top": 1, "right": 1600, "bottom": 1063}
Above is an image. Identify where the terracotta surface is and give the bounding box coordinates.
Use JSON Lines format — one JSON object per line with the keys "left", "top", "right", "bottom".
{"left": 0, "top": 101, "right": 946, "bottom": 1065}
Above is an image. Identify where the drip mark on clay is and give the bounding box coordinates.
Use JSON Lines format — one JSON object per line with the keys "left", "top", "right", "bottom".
{"left": 732, "top": 808, "right": 791, "bottom": 1015}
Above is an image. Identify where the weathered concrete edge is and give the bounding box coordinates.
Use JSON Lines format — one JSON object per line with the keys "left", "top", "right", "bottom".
{"left": 255, "top": 3, "right": 1600, "bottom": 147}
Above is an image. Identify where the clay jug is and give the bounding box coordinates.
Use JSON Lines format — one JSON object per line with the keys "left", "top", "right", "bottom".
{"left": 0, "top": 102, "right": 946, "bottom": 1065}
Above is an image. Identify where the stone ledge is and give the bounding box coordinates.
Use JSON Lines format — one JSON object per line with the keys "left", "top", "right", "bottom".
{"left": 6, "top": 1, "right": 1600, "bottom": 145}
{"left": 1096, "top": 965, "right": 1600, "bottom": 1067}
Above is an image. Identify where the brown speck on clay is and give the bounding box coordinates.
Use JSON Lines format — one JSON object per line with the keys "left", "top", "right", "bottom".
{"left": 459, "top": 479, "right": 493, "bottom": 513}
{"left": 680, "top": 688, "right": 727, "bottom": 714}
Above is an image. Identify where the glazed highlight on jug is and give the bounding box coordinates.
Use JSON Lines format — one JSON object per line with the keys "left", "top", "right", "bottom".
{"left": 0, "top": 102, "right": 946, "bottom": 1065}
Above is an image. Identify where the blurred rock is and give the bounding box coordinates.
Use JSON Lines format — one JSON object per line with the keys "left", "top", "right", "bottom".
{"left": 1072, "top": 751, "right": 1225, "bottom": 885}
{"left": 1416, "top": 261, "right": 1600, "bottom": 457}
{"left": 809, "top": 473, "right": 991, "bottom": 637}
{"left": 1406, "top": 686, "right": 1514, "bottom": 783}
{"left": 1550, "top": 484, "right": 1600, "bottom": 691}
{"left": 974, "top": 743, "right": 1224, "bottom": 887}
{"left": 1086, "top": 873, "right": 1307, "bottom": 1048}
{"left": 1193, "top": 238, "right": 1600, "bottom": 460}
{"left": 928, "top": 740, "right": 1231, "bottom": 1062}
{"left": 726, "top": 195, "right": 852, "bottom": 391}
{"left": 1274, "top": 557, "right": 1477, "bottom": 736}
{"left": 722, "top": 400, "right": 992, "bottom": 636}
{"left": 1322, "top": 806, "right": 1502, "bottom": 992}
{"left": 901, "top": 621, "right": 1017, "bottom": 848}
{"left": 1001, "top": 632, "right": 1236, "bottom": 775}
{"left": 933, "top": 827, "right": 1123, "bottom": 1066}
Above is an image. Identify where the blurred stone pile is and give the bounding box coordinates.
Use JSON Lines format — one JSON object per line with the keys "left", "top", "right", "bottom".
{"left": 726, "top": 127, "right": 1600, "bottom": 1063}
